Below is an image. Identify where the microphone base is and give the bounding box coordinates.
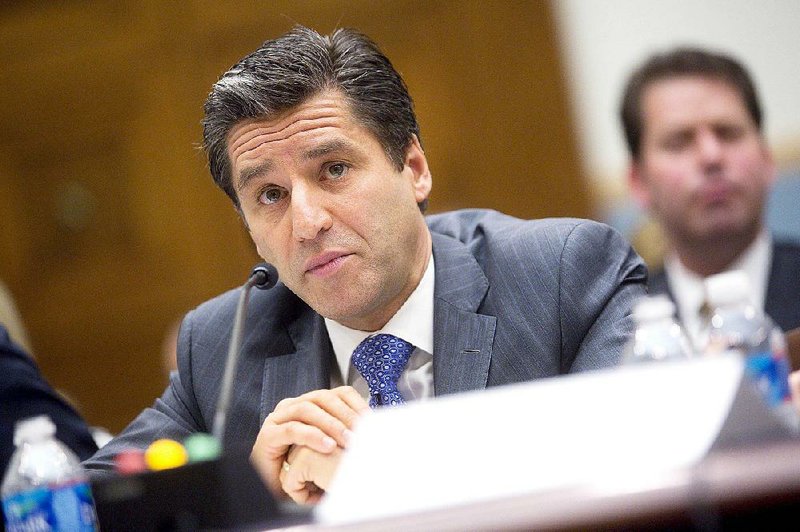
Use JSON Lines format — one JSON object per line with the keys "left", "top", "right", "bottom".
{"left": 91, "top": 449, "right": 311, "bottom": 531}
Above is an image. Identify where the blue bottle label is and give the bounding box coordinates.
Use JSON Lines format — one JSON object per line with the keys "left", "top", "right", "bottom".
{"left": 2, "top": 482, "right": 97, "bottom": 531}
{"left": 745, "top": 351, "right": 791, "bottom": 406}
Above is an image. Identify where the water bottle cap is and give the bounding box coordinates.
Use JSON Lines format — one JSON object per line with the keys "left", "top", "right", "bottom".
{"left": 704, "top": 270, "right": 752, "bottom": 308}
{"left": 632, "top": 295, "right": 676, "bottom": 323}
{"left": 13, "top": 415, "right": 56, "bottom": 446}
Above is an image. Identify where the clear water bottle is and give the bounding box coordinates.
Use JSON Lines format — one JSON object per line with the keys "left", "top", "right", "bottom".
{"left": 1, "top": 415, "right": 98, "bottom": 531}
{"left": 621, "top": 294, "right": 694, "bottom": 364}
{"left": 703, "top": 270, "right": 796, "bottom": 428}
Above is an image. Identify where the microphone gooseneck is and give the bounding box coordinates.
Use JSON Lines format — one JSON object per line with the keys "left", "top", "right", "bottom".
{"left": 212, "top": 263, "right": 279, "bottom": 445}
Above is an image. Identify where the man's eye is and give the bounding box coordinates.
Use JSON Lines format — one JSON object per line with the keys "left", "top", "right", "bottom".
{"left": 325, "top": 163, "right": 348, "bottom": 179}
{"left": 716, "top": 125, "right": 745, "bottom": 142}
{"left": 662, "top": 133, "right": 692, "bottom": 152}
{"left": 258, "top": 187, "right": 285, "bottom": 205}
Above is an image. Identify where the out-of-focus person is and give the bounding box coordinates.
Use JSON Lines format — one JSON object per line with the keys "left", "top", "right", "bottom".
{"left": 622, "top": 47, "right": 800, "bottom": 347}
{"left": 0, "top": 323, "right": 98, "bottom": 476}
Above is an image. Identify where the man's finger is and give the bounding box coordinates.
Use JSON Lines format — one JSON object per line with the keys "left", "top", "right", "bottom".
{"left": 267, "top": 388, "right": 367, "bottom": 446}
{"left": 259, "top": 419, "right": 338, "bottom": 456}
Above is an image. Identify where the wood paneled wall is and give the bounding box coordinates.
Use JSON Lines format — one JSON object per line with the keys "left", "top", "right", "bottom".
{"left": 0, "top": 1, "right": 587, "bottom": 432}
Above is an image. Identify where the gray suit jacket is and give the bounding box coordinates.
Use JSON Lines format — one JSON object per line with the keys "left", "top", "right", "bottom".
{"left": 648, "top": 240, "right": 800, "bottom": 334}
{"left": 85, "top": 209, "right": 646, "bottom": 474}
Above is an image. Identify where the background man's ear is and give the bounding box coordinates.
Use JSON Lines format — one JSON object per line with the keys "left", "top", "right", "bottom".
{"left": 628, "top": 162, "right": 652, "bottom": 209}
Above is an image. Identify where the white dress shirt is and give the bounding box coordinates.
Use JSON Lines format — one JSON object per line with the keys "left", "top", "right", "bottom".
{"left": 325, "top": 255, "right": 435, "bottom": 403}
{"left": 665, "top": 230, "right": 772, "bottom": 348}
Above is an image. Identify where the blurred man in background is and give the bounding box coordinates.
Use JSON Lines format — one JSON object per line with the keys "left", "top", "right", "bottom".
{"left": 622, "top": 47, "right": 800, "bottom": 347}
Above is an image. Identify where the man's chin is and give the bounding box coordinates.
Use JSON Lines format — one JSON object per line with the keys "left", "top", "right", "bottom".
{"left": 315, "top": 298, "right": 392, "bottom": 331}
{"left": 304, "top": 293, "right": 366, "bottom": 322}
{"left": 694, "top": 220, "right": 755, "bottom": 243}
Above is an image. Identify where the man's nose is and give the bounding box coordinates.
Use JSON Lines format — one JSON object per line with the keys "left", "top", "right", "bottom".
{"left": 290, "top": 184, "right": 333, "bottom": 241}
{"left": 697, "top": 130, "right": 724, "bottom": 168}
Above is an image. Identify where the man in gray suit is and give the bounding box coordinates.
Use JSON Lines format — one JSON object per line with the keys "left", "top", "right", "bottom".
{"left": 85, "top": 26, "right": 646, "bottom": 503}
{"left": 623, "top": 48, "right": 800, "bottom": 347}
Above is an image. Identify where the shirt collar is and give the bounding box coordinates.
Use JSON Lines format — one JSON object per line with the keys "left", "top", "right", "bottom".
{"left": 326, "top": 254, "right": 435, "bottom": 381}
{"left": 727, "top": 230, "right": 772, "bottom": 309}
{"left": 665, "top": 230, "right": 772, "bottom": 342}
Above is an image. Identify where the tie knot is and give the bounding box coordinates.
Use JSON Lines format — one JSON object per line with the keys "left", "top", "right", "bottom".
{"left": 351, "top": 333, "right": 414, "bottom": 408}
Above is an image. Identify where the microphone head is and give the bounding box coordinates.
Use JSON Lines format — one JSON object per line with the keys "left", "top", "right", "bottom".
{"left": 250, "top": 263, "right": 278, "bottom": 290}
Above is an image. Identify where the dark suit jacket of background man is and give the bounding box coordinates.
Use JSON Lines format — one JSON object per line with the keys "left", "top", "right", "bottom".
{"left": 84, "top": 209, "right": 647, "bottom": 474}
{"left": 1, "top": 324, "right": 98, "bottom": 476}
{"left": 649, "top": 240, "right": 800, "bottom": 334}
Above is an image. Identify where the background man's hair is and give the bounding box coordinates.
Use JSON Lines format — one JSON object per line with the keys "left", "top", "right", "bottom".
{"left": 202, "top": 25, "right": 421, "bottom": 209}
{"left": 620, "top": 47, "right": 763, "bottom": 160}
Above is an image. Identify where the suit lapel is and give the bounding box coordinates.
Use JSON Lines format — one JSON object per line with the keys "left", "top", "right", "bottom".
{"left": 258, "top": 231, "right": 499, "bottom": 412}
{"left": 431, "top": 232, "right": 497, "bottom": 396}
{"left": 259, "top": 307, "right": 331, "bottom": 423}
{"left": 765, "top": 243, "right": 800, "bottom": 333}
{"left": 765, "top": 243, "right": 782, "bottom": 325}
{"left": 649, "top": 269, "right": 684, "bottom": 322}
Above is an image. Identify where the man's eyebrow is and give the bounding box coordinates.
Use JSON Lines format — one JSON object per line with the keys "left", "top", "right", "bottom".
{"left": 237, "top": 161, "right": 273, "bottom": 193}
{"left": 302, "top": 139, "right": 355, "bottom": 161}
{"left": 236, "top": 139, "right": 356, "bottom": 192}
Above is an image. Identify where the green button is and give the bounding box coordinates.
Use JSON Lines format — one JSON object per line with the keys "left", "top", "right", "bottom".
{"left": 184, "top": 433, "right": 222, "bottom": 462}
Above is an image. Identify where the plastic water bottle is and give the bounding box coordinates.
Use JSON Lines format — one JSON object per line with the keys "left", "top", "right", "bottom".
{"left": 621, "top": 295, "right": 694, "bottom": 364}
{"left": 703, "top": 270, "right": 796, "bottom": 429}
{"left": 1, "top": 415, "right": 98, "bottom": 531}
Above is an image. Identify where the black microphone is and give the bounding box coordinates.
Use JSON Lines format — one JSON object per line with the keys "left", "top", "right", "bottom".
{"left": 212, "top": 263, "right": 279, "bottom": 444}
{"left": 250, "top": 262, "right": 279, "bottom": 291}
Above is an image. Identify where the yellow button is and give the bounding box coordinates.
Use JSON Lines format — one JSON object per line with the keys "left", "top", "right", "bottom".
{"left": 145, "top": 438, "right": 188, "bottom": 471}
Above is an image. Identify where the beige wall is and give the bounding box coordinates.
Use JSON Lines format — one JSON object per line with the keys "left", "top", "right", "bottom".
{"left": 554, "top": 0, "right": 800, "bottom": 195}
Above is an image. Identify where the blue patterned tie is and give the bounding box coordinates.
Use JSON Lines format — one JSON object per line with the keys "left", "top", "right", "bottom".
{"left": 351, "top": 334, "right": 414, "bottom": 408}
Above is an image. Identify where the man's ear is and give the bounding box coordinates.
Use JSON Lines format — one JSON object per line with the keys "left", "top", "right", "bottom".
{"left": 628, "top": 161, "right": 652, "bottom": 209}
{"left": 761, "top": 140, "right": 777, "bottom": 186}
{"left": 405, "top": 134, "right": 432, "bottom": 203}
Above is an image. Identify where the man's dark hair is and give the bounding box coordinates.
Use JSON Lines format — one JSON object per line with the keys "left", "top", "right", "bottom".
{"left": 620, "top": 47, "right": 763, "bottom": 160}
{"left": 202, "top": 25, "right": 421, "bottom": 209}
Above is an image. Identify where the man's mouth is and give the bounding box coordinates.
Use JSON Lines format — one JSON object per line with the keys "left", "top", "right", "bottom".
{"left": 699, "top": 183, "right": 734, "bottom": 205}
{"left": 304, "top": 251, "right": 353, "bottom": 276}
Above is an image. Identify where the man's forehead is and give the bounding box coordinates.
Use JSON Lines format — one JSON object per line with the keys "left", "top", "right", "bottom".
{"left": 227, "top": 92, "right": 391, "bottom": 193}
{"left": 644, "top": 76, "right": 745, "bottom": 109}
{"left": 642, "top": 76, "right": 752, "bottom": 128}
{"left": 227, "top": 93, "right": 356, "bottom": 154}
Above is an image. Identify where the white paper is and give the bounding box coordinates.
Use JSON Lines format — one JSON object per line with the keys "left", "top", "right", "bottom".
{"left": 316, "top": 355, "right": 746, "bottom": 525}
